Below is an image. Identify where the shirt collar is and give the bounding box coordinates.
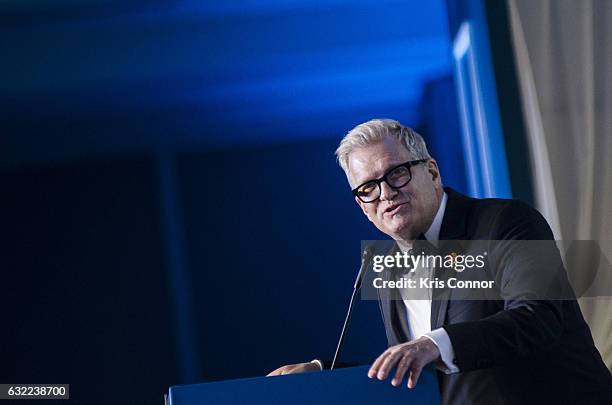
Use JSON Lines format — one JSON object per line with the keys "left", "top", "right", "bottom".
{"left": 424, "top": 191, "right": 447, "bottom": 244}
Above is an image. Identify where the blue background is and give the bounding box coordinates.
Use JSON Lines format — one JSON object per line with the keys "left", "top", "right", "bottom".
{"left": 1, "top": 1, "right": 469, "bottom": 403}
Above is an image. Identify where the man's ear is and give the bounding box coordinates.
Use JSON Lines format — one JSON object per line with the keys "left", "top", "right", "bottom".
{"left": 426, "top": 159, "right": 441, "bottom": 184}
{"left": 355, "top": 197, "right": 374, "bottom": 223}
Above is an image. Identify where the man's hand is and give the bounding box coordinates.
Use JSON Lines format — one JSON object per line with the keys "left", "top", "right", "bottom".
{"left": 266, "top": 362, "right": 321, "bottom": 377}
{"left": 368, "top": 336, "right": 440, "bottom": 389}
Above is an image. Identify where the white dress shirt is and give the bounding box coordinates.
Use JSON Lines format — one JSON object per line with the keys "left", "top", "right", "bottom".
{"left": 398, "top": 192, "right": 459, "bottom": 374}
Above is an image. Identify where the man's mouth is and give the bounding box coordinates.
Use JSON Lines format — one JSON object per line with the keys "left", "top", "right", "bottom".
{"left": 384, "top": 202, "right": 408, "bottom": 215}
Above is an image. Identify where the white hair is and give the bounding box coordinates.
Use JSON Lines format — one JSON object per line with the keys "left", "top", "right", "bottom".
{"left": 335, "top": 118, "right": 431, "bottom": 177}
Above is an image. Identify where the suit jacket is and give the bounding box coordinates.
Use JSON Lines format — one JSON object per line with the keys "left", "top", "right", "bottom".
{"left": 377, "top": 188, "right": 612, "bottom": 404}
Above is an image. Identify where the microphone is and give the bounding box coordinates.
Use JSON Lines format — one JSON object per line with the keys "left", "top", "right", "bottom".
{"left": 331, "top": 245, "right": 375, "bottom": 370}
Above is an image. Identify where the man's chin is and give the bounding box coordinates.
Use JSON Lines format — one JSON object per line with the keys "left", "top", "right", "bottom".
{"left": 383, "top": 222, "right": 415, "bottom": 240}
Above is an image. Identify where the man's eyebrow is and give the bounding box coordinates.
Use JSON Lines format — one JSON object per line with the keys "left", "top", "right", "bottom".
{"left": 357, "top": 161, "right": 405, "bottom": 185}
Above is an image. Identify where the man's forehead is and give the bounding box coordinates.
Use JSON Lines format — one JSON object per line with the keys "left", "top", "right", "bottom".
{"left": 347, "top": 141, "right": 411, "bottom": 185}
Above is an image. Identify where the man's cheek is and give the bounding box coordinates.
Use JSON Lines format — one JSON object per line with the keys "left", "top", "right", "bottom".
{"left": 375, "top": 210, "right": 386, "bottom": 223}
{"left": 365, "top": 208, "right": 377, "bottom": 223}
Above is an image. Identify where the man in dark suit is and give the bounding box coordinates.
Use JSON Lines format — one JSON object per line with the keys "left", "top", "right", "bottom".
{"left": 269, "top": 119, "right": 612, "bottom": 404}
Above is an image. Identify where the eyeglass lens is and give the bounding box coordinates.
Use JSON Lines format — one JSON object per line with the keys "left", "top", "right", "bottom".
{"left": 356, "top": 165, "right": 412, "bottom": 202}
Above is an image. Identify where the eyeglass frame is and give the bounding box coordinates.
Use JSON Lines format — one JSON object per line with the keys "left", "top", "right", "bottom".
{"left": 351, "top": 158, "right": 429, "bottom": 203}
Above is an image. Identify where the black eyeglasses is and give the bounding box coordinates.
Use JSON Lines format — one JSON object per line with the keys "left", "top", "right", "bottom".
{"left": 351, "top": 159, "right": 428, "bottom": 203}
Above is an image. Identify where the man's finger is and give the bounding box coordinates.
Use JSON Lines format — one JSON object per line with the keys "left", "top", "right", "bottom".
{"left": 266, "top": 367, "right": 283, "bottom": 377}
{"left": 376, "top": 349, "right": 403, "bottom": 380}
{"left": 408, "top": 363, "right": 423, "bottom": 389}
{"left": 391, "top": 353, "right": 413, "bottom": 387}
{"left": 282, "top": 365, "right": 298, "bottom": 375}
{"left": 368, "top": 350, "right": 391, "bottom": 378}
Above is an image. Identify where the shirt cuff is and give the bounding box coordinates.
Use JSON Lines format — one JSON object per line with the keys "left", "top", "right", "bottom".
{"left": 422, "top": 328, "right": 460, "bottom": 374}
{"left": 310, "top": 359, "right": 324, "bottom": 371}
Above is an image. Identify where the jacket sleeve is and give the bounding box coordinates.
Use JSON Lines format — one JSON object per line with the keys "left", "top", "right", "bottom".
{"left": 442, "top": 201, "right": 571, "bottom": 372}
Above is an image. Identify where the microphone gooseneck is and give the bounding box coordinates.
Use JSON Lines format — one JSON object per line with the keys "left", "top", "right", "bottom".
{"left": 331, "top": 246, "right": 375, "bottom": 370}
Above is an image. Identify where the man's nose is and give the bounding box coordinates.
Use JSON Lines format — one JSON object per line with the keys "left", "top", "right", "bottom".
{"left": 379, "top": 181, "right": 398, "bottom": 201}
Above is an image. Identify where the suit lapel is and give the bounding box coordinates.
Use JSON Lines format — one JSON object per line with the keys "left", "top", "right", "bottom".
{"left": 430, "top": 188, "right": 473, "bottom": 329}
{"left": 379, "top": 243, "right": 411, "bottom": 345}
{"left": 430, "top": 264, "right": 450, "bottom": 330}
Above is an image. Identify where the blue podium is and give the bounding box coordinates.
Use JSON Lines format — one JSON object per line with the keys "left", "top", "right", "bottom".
{"left": 168, "top": 365, "right": 440, "bottom": 404}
